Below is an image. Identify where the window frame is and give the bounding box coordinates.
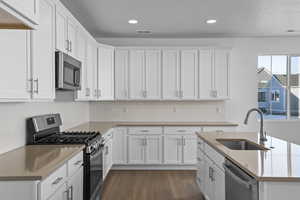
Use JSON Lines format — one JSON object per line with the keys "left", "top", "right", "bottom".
{"left": 257, "top": 54, "right": 300, "bottom": 121}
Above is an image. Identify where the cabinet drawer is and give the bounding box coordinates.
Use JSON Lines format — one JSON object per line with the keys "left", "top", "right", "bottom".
{"left": 205, "top": 143, "right": 224, "bottom": 170}
{"left": 128, "top": 127, "right": 162, "bottom": 135}
{"left": 68, "top": 151, "right": 83, "bottom": 177}
{"left": 40, "top": 164, "right": 67, "bottom": 199}
{"left": 202, "top": 126, "right": 236, "bottom": 132}
{"left": 164, "top": 127, "right": 199, "bottom": 135}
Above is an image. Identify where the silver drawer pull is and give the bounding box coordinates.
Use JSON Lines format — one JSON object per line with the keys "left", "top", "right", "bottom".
{"left": 140, "top": 130, "right": 149, "bottom": 132}
{"left": 177, "top": 130, "right": 186, "bottom": 132}
{"left": 74, "top": 160, "right": 82, "bottom": 166}
{"left": 52, "top": 177, "right": 63, "bottom": 185}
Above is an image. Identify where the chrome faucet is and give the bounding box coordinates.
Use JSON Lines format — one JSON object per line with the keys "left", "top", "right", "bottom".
{"left": 244, "top": 108, "right": 267, "bottom": 142}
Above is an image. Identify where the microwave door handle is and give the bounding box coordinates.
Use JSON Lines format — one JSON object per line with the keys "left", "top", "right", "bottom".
{"left": 223, "top": 164, "right": 252, "bottom": 189}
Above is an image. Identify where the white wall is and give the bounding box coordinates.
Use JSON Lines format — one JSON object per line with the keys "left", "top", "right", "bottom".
{"left": 0, "top": 101, "right": 89, "bottom": 154}
{"left": 93, "top": 37, "right": 300, "bottom": 143}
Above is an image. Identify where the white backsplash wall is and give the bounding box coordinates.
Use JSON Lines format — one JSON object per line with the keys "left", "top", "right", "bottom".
{"left": 0, "top": 101, "right": 89, "bottom": 154}
{"left": 90, "top": 101, "right": 226, "bottom": 122}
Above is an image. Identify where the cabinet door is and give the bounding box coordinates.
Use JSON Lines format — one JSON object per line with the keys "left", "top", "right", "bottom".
{"left": 183, "top": 135, "right": 197, "bottom": 164}
{"left": 113, "top": 128, "right": 127, "bottom": 164}
{"left": 98, "top": 46, "right": 114, "bottom": 100}
{"left": 31, "top": 0, "right": 55, "bottom": 100}
{"left": 0, "top": 30, "right": 31, "bottom": 101}
{"left": 212, "top": 165, "right": 225, "bottom": 200}
{"left": 128, "top": 135, "right": 145, "bottom": 164}
{"left": 48, "top": 183, "right": 67, "bottom": 200}
{"left": 75, "top": 30, "right": 88, "bottom": 100}
{"left": 203, "top": 156, "right": 214, "bottom": 200}
{"left": 2, "top": 0, "right": 39, "bottom": 24}
{"left": 197, "top": 150, "right": 206, "bottom": 194}
{"left": 86, "top": 40, "right": 98, "bottom": 100}
{"left": 129, "top": 50, "right": 144, "bottom": 99}
{"left": 145, "top": 50, "right": 161, "bottom": 99}
{"left": 145, "top": 135, "right": 162, "bottom": 164}
{"left": 55, "top": 6, "right": 68, "bottom": 53}
{"left": 162, "top": 50, "right": 180, "bottom": 100}
{"left": 164, "top": 135, "right": 182, "bottom": 164}
{"left": 67, "top": 19, "right": 77, "bottom": 57}
{"left": 199, "top": 49, "right": 213, "bottom": 99}
{"left": 68, "top": 167, "right": 83, "bottom": 200}
{"left": 180, "top": 49, "right": 198, "bottom": 99}
{"left": 214, "top": 49, "right": 229, "bottom": 99}
{"left": 115, "top": 50, "right": 129, "bottom": 99}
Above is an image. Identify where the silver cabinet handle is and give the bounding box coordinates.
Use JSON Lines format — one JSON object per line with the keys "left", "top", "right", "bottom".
{"left": 69, "top": 41, "right": 72, "bottom": 52}
{"left": 177, "top": 130, "right": 186, "bottom": 133}
{"left": 68, "top": 185, "right": 73, "bottom": 200}
{"left": 94, "top": 89, "right": 98, "bottom": 97}
{"left": 66, "top": 40, "right": 69, "bottom": 51}
{"left": 182, "top": 138, "right": 186, "bottom": 146}
{"left": 34, "top": 78, "right": 39, "bottom": 94}
{"left": 180, "top": 90, "right": 183, "bottom": 98}
{"left": 28, "top": 79, "right": 33, "bottom": 93}
{"left": 140, "top": 130, "right": 149, "bottom": 133}
{"left": 210, "top": 90, "right": 218, "bottom": 98}
{"left": 98, "top": 89, "right": 102, "bottom": 97}
{"left": 52, "top": 177, "right": 63, "bottom": 185}
{"left": 85, "top": 88, "right": 90, "bottom": 97}
{"left": 105, "top": 146, "right": 109, "bottom": 155}
{"left": 177, "top": 138, "right": 181, "bottom": 146}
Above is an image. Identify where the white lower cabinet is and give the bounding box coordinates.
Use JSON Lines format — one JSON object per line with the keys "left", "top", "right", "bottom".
{"left": 103, "top": 131, "right": 113, "bottom": 179}
{"left": 68, "top": 167, "right": 84, "bottom": 200}
{"left": 113, "top": 127, "right": 127, "bottom": 164}
{"left": 183, "top": 135, "right": 197, "bottom": 164}
{"left": 164, "top": 135, "right": 182, "bottom": 164}
{"left": 48, "top": 183, "right": 68, "bottom": 200}
{"left": 128, "top": 135, "right": 145, "bottom": 164}
{"left": 198, "top": 137, "right": 225, "bottom": 200}
{"left": 128, "top": 134, "right": 162, "bottom": 165}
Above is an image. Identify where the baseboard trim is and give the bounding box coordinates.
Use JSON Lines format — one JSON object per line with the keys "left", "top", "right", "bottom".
{"left": 111, "top": 164, "right": 197, "bottom": 170}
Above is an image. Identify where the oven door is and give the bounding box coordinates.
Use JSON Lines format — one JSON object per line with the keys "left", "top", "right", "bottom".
{"left": 89, "top": 146, "right": 104, "bottom": 200}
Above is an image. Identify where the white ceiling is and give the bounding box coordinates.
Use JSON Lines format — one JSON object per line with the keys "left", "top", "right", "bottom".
{"left": 61, "top": 0, "right": 300, "bottom": 38}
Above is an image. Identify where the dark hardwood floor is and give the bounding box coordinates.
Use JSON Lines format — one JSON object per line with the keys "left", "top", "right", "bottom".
{"left": 102, "top": 170, "right": 204, "bottom": 200}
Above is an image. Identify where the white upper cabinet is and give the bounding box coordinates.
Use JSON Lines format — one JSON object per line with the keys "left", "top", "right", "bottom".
{"left": 180, "top": 49, "right": 198, "bottom": 100}
{"left": 129, "top": 50, "right": 145, "bottom": 99}
{"left": 86, "top": 39, "right": 98, "bottom": 100}
{"left": 162, "top": 50, "right": 180, "bottom": 100}
{"left": 115, "top": 49, "right": 129, "bottom": 100}
{"left": 214, "top": 49, "right": 230, "bottom": 99}
{"left": 31, "top": 0, "right": 55, "bottom": 100}
{"left": 0, "top": 0, "right": 39, "bottom": 29}
{"left": 0, "top": 30, "right": 31, "bottom": 101}
{"left": 75, "top": 30, "right": 88, "bottom": 100}
{"left": 97, "top": 45, "right": 115, "bottom": 100}
{"left": 145, "top": 50, "right": 161, "bottom": 99}
{"left": 199, "top": 49, "right": 213, "bottom": 99}
{"left": 55, "top": 3, "right": 77, "bottom": 56}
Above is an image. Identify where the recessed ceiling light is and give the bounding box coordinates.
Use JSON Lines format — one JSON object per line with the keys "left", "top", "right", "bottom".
{"left": 128, "top": 19, "right": 138, "bottom": 24}
{"left": 206, "top": 19, "right": 217, "bottom": 24}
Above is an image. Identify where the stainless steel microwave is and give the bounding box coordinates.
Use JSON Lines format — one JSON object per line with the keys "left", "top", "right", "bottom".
{"left": 55, "top": 51, "right": 81, "bottom": 90}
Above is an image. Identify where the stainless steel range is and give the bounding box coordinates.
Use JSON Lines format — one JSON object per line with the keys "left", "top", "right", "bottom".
{"left": 26, "top": 113, "right": 103, "bottom": 200}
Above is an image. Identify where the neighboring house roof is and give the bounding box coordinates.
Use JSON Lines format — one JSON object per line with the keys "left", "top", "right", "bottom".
{"left": 274, "top": 74, "right": 300, "bottom": 87}
{"left": 257, "top": 67, "right": 300, "bottom": 87}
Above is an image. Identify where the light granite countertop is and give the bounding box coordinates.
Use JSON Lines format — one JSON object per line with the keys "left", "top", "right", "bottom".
{"left": 0, "top": 145, "right": 85, "bottom": 181}
{"left": 197, "top": 132, "right": 300, "bottom": 182}
{"left": 67, "top": 121, "right": 238, "bottom": 135}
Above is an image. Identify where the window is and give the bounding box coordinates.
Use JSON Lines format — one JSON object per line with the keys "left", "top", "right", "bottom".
{"left": 258, "top": 92, "right": 267, "bottom": 102}
{"left": 258, "top": 55, "right": 300, "bottom": 120}
{"left": 271, "top": 90, "right": 280, "bottom": 102}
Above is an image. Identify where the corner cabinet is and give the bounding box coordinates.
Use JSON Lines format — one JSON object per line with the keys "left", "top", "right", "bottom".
{"left": 97, "top": 45, "right": 115, "bottom": 100}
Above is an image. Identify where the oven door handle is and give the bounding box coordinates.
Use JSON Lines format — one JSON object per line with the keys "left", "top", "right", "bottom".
{"left": 223, "top": 164, "right": 253, "bottom": 189}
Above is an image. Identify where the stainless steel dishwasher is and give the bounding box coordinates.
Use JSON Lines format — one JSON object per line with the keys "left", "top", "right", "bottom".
{"left": 223, "top": 160, "right": 258, "bottom": 200}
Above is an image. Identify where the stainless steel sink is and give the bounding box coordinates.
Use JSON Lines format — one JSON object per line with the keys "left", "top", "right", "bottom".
{"left": 217, "top": 139, "right": 269, "bottom": 150}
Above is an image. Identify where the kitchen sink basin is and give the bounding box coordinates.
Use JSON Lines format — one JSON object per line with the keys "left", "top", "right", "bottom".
{"left": 217, "top": 139, "right": 269, "bottom": 150}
